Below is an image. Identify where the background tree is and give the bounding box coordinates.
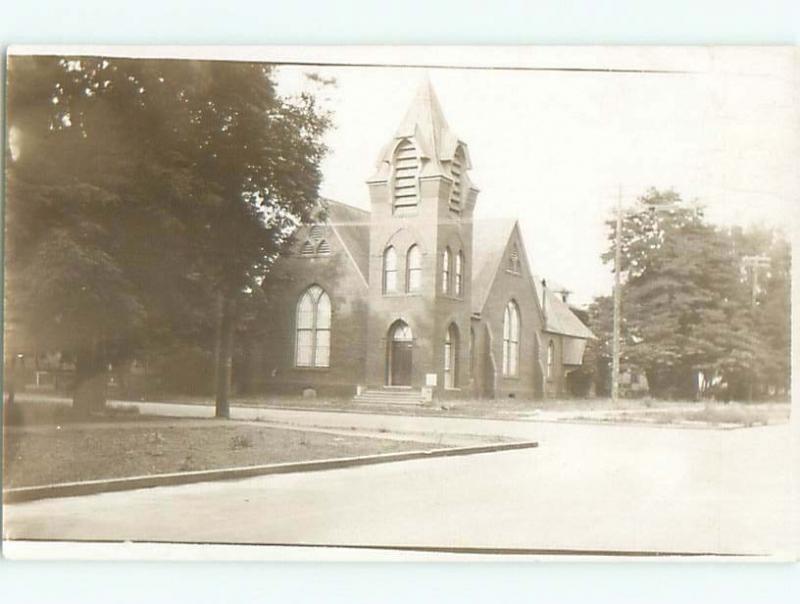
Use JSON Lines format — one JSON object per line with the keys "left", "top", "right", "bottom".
{"left": 583, "top": 296, "right": 613, "bottom": 397}
{"left": 598, "top": 188, "right": 789, "bottom": 401}
{"left": 5, "top": 56, "right": 331, "bottom": 416}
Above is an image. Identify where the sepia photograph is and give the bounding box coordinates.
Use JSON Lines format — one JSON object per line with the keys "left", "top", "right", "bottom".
{"left": 2, "top": 46, "right": 797, "bottom": 560}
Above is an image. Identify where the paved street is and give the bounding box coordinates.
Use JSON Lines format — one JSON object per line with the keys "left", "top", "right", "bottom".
{"left": 3, "top": 406, "right": 795, "bottom": 557}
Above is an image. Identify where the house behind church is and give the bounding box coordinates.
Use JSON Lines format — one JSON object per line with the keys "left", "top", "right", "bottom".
{"left": 246, "top": 80, "right": 594, "bottom": 403}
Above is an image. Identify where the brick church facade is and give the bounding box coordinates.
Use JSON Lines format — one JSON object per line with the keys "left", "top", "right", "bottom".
{"left": 247, "top": 80, "right": 594, "bottom": 402}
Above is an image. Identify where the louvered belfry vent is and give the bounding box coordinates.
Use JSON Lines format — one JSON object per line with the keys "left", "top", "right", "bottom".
{"left": 298, "top": 223, "right": 331, "bottom": 257}
{"left": 449, "top": 146, "right": 464, "bottom": 213}
{"left": 393, "top": 139, "right": 419, "bottom": 212}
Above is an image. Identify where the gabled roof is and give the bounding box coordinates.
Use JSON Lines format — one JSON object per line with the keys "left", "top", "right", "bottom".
{"left": 533, "top": 280, "right": 596, "bottom": 340}
{"left": 471, "top": 218, "right": 518, "bottom": 314}
{"left": 472, "top": 218, "right": 595, "bottom": 340}
{"left": 321, "top": 198, "right": 370, "bottom": 284}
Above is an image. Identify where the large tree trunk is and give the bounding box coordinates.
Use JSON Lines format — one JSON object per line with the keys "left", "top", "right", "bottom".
{"left": 213, "top": 292, "right": 235, "bottom": 419}
{"left": 73, "top": 342, "right": 107, "bottom": 416}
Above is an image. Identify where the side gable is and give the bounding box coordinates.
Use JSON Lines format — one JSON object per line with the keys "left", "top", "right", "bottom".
{"left": 471, "top": 218, "right": 518, "bottom": 314}
{"left": 473, "top": 218, "right": 594, "bottom": 341}
{"left": 472, "top": 219, "right": 545, "bottom": 322}
{"left": 285, "top": 198, "right": 370, "bottom": 289}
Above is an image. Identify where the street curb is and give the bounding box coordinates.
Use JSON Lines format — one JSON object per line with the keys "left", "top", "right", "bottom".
{"left": 3, "top": 440, "right": 538, "bottom": 504}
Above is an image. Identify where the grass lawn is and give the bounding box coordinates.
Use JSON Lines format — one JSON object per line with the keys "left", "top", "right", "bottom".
{"left": 130, "top": 393, "right": 790, "bottom": 426}
{"left": 3, "top": 417, "right": 447, "bottom": 489}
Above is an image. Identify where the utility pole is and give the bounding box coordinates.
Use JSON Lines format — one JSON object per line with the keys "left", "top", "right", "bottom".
{"left": 742, "top": 255, "right": 771, "bottom": 308}
{"left": 611, "top": 185, "right": 622, "bottom": 404}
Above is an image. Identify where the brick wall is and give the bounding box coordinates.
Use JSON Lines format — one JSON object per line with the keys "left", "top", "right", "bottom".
{"left": 250, "top": 224, "right": 369, "bottom": 397}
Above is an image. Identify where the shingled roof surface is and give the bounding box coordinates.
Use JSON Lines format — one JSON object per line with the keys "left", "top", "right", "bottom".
{"left": 471, "top": 218, "right": 518, "bottom": 314}
{"left": 323, "top": 198, "right": 370, "bottom": 281}
{"left": 533, "top": 280, "right": 596, "bottom": 339}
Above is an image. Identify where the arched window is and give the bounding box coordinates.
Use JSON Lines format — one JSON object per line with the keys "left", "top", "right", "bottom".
{"left": 406, "top": 245, "right": 422, "bottom": 293}
{"left": 449, "top": 146, "right": 464, "bottom": 213}
{"left": 547, "top": 340, "right": 555, "bottom": 379}
{"left": 393, "top": 139, "right": 419, "bottom": 213}
{"left": 444, "top": 323, "right": 459, "bottom": 388}
{"left": 391, "top": 321, "right": 413, "bottom": 342}
{"left": 295, "top": 285, "right": 331, "bottom": 368}
{"left": 316, "top": 239, "right": 331, "bottom": 255}
{"left": 455, "top": 250, "right": 464, "bottom": 296}
{"left": 502, "top": 300, "right": 520, "bottom": 377}
{"left": 383, "top": 246, "right": 398, "bottom": 293}
{"left": 442, "top": 247, "right": 451, "bottom": 294}
{"left": 300, "top": 241, "right": 314, "bottom": 256}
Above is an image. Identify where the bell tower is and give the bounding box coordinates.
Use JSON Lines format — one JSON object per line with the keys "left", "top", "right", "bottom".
{"left": 363, "top": 78, "right": 479, "bottom": 397}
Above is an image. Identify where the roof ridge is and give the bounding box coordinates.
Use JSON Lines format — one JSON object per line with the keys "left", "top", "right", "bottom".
{"left": 319, "top": 197, "right": 371, "bottom": 216}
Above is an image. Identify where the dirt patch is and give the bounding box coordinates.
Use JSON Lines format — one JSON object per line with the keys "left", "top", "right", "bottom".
{"left": 3, "top": 420, "right": 448, "bottom": 488}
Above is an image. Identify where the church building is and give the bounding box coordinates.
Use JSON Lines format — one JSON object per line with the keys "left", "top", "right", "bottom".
{"left": 250, "top": 80, "right": 594, "bottom": 403}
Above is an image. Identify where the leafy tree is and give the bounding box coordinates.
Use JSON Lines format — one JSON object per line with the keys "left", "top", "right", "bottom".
{"left": 598, "top": 188, "right": 788, "bottom": 400}
{"left": 583, "top": 296, "right": 613, "bottom": 396}
{"left": 5, "top": 56, "right": 331, "bottom": 416}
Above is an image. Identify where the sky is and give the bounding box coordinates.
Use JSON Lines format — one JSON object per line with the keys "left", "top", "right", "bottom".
{"left": 10, "top": 46, "right": 798, "bottom": 306}
{"left": 271, "top": 47, "right": 799, "bottom": 306}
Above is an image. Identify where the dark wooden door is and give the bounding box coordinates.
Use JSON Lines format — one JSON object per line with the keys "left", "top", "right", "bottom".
{"left": 391, "top": 341, "right": 413, "bottom": 386}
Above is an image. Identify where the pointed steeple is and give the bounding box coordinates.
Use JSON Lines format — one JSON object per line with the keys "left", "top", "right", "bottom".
{"left": 395, "top": 77, "right": 452, "bottom": 159}
{"left": 370, "top": 77, "right": 472, "bottom": 181}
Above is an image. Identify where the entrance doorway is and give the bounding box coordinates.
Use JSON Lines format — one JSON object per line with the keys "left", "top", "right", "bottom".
{"left": 387, "top": 321, "right": 413, "bottom": 386}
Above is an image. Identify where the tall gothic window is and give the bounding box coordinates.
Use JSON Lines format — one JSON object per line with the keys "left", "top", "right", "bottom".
{"left": 449, "top": 146, "right": 465, "bottom": 214}
{"left": 383, "top": 246, "right": 398, "bottom": 293}
{"left": 393, "top": 139, "right": 419, "bottom": 213}
{"left": 502, "top": 300, "right": 520, "bottom": 377}
{"left": 406, "top": 245, "right": 422, "bottom": 293}
{"left": 442, "top": 247, "right": 452, "bottom": 294}
{"left": 295, "top": 285, "right": 331, "bottom": 368}
{"left": 455, "top": 250, "right": 464, "bottom": 296}
{"left": 547, "top": 340, "right": 555, "bottom": 379}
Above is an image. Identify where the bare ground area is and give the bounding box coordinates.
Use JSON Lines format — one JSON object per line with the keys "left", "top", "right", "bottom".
{"left": 2, "top": 418, "right": 446, "bottom": 489}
